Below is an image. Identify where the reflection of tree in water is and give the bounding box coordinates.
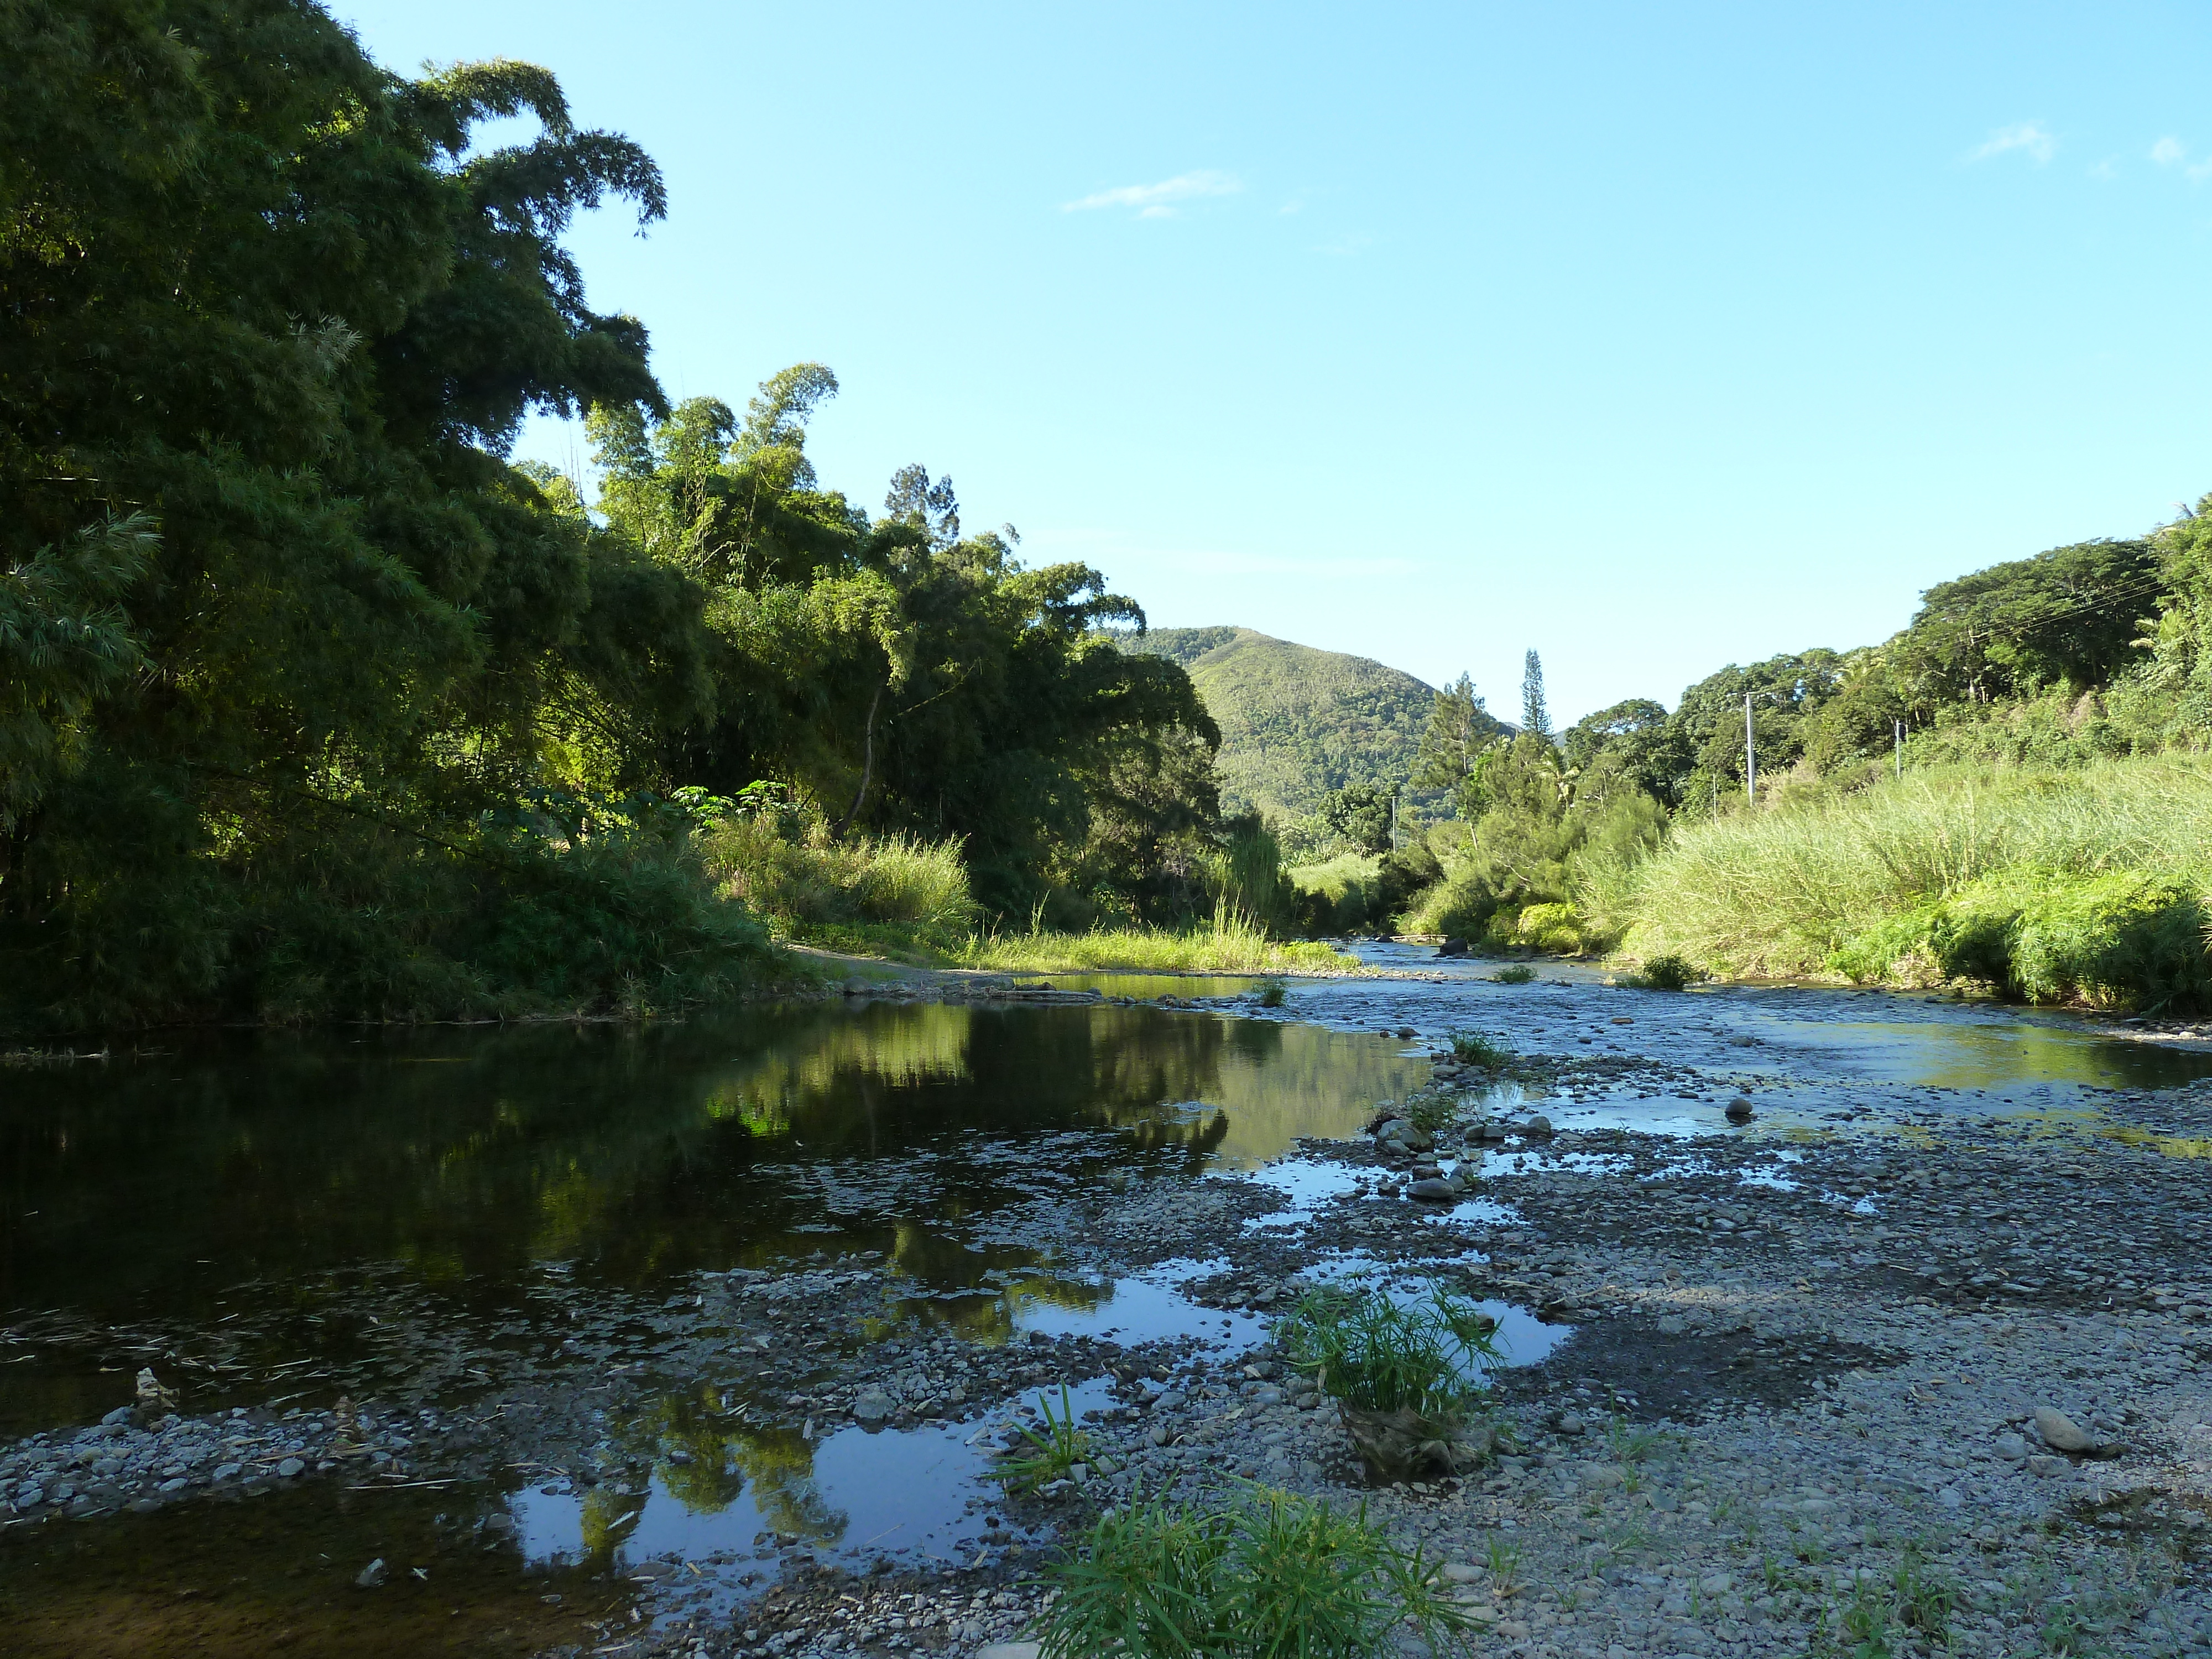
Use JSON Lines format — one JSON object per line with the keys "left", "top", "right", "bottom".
{"left": 592, "top": 1386, "right": 846, "bottom": 1542}
{"left": 578, "top": 1482, "right": 649, "bottom": 1559}
{"left": 885, "top": 1224, "right": 1113, "bottom": 1343}
{"left": 728, "top": 1426, "right": 842, "bottom": 1539}
{"left": 0, "top": 996, "right": 1415, "bottom": 1334}
{"left": 1117, "top": 1107, "right": 1231, "bottom": 1164}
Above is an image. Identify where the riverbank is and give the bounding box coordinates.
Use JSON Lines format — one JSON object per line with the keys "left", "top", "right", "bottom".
{"left": 3, "top": 963, "right": 2209, "bottom": 1657}
{"left": 1615, "top": 756, "right": 2212, "bottom": 1013}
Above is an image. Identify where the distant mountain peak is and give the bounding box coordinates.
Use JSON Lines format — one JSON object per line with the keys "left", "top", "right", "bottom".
{"left": 1110, "top": 625, "right": 1490, "bottom": 822}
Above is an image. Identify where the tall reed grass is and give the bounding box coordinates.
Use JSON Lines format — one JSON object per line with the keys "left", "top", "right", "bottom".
{"left": 951, "top": 901, "right": 1354, "bottom": 975}
{"left": 699, "top": 817, "right": 976, "bottom": 948}
{"left": 1621, "top": 757, "right": 2212, "bottom": 1006}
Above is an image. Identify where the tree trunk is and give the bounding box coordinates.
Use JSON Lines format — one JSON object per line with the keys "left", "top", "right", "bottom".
{"left": 832, "top": 682, "right": 885, "bottom": 841}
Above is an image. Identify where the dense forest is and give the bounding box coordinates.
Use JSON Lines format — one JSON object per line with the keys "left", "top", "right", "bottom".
{"left": 0, "top": 2, "right": 1273, "bottom": 1034}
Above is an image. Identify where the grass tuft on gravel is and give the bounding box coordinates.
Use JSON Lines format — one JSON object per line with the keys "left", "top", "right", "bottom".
{"left": 1033, "top": 1483, "right": 1472, "bottom": 1659}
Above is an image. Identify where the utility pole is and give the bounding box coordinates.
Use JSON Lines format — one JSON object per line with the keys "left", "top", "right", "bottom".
{"left": 1894, "top": 719, "right": 1903, "bottom": 780}
{"left": 1744, "top": 693, "right": 1756, "bottom": 805}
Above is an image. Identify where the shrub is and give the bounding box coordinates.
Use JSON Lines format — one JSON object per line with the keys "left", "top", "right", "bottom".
{"left": 1623, "top": 953, "right": 1700, "bottom": 991}
{"left": 1034, "top": 1485, "right": 1472, "bottom": 1659}
{"left": 1256, "top": 978, "right": 1287, "bottom": 1008}
{"left": 1491, "top": 963, "right": 1536, "bottom": 984}
{"left": 1829, "top": 868, "right": 2212, "bottom": 1010}
{"left": 1402, "top": 1088, "right": 1455, "bottom": 1131}
{"left": 1510, "top": 900, "right": 1585, "bottom": 953}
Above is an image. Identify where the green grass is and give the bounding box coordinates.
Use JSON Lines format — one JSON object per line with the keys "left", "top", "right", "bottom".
{"left": 950, "top": 910, "right": 1357, "bottom": 975}
{"left": 1620, "top": 756, "right": 2212, "bottom": 1010}
{"left": 705, "top": 817, "right": 1358, "bottom": 976}
{"left": 994, "top": 1386, "right": 1092, "bottom": 1494}
{"left": 1491, "top": 963, "right": 1536, "bottom": 984}
{"left": 701, "top": 817, "right": 977, "bottom": 948}
{"left": 1032, "top": 1484, "right": 1472, "bottom": 1659}
{"left": 1808, "top": 1544, "right": 1957, "bottom": 1658}
{"left": 1278, "top": 1284, "right": 1500, "bottom": 1418}
{"left": 1450, "top": 1030, "right": 1515, "bottom": 1068}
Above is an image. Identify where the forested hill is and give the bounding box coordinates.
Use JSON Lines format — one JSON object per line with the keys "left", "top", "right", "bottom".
{"left": 1116, "top": 627, "right": 1452, "bottom": 822}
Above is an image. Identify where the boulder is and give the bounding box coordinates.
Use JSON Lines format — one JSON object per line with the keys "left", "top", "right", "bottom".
{"left": 1343, "top": 1407, "right": 1493, "bottom": 1482}
{"left": 1406, "top": 1178, "right": 1459, "bottom": 1202}
{"left": 1725, "top": 1098, "right": 1756, "bottom": 1124}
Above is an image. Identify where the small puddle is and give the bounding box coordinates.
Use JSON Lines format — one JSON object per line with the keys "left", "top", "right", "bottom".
{"left": 508, "top": 1376, "right": 1124, "bottom": 1593}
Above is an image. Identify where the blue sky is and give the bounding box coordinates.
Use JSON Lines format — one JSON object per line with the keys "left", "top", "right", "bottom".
{"left": 341, "top": 1, "right": 2212, "bottom": 725}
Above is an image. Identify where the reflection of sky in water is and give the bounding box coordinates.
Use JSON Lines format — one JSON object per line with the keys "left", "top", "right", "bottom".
{"left": 512, "top": 1377, "right": 1123, "bottom": 1581}
{"left": 1014, "top": 1258, "right": 1269, "bottom": 1353}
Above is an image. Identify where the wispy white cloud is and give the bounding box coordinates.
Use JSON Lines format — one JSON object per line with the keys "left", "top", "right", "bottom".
{"left": 1061, "top": 170, "right": 1241, "bottom": 217}
{"left": 1971, "top": 121, "right": 2056, "bottom": 164}
{"left": 2150, "top": 136, "right": 2212, "bottom": 180}
{"left": 2087, "top": 156, "right": 2120, "bottom": 181}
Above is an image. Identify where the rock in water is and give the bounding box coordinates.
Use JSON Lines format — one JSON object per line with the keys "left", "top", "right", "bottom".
{"left": 1407, "top": 1178, "right": 1458, "bottom": 1202}
{"left": 1725, "top": 1098, "right": 1755, "bottom": 1124}
{"left": 852, "top": 1387, "right": 894, "bottom": 1427}
{"left": 1524, "top": 1115, "right": 1553, "bottom": 1138}
{"left": 2034, "top": 1406, "right": 2096, "bottom": 1453}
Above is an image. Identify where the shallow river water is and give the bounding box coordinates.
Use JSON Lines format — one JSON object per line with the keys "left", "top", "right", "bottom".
{"left": 3, "top": 951, "right": 2209, "bottom": 1655}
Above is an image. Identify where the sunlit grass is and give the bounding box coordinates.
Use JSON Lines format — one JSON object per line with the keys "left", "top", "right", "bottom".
{"left": 950, "top": 907, "right": 1357, "bottom": 975}
{"left": 1621, "top": 756, "right": 2212, "bottom": 1006}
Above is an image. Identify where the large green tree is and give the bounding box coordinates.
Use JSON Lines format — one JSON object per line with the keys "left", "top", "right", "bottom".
{"left": 1, "top": 1, "right": 755, "bottom": 1026}
{"left": 591, "top": 383, "right": 1223, "bottom": 919}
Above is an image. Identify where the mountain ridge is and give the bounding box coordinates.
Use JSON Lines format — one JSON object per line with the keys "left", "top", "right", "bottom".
{"left": 1115, "top": 625, "right": 1458, "bottom": 825}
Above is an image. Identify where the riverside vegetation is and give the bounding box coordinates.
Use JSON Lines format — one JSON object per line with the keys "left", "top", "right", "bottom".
{"left": 1299, "top": 521, "right": 2212, "bottom": 1013}
{"left": 0, "top": 1, "right": 1331, "bottom": 1037}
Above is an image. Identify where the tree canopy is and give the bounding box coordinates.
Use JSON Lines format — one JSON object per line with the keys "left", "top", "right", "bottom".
{"left": 0, "top": 0, "right": 1229, "bottom": 1029}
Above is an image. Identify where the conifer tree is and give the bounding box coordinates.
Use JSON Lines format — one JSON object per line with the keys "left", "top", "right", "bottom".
{"left": 1520, "top": 651, "right": 1552, "bottom": 739}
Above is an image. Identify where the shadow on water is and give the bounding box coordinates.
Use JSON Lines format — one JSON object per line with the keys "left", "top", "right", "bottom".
{"left": 0, "top": 1000, "right": 1426, "bottom": 1435}
{"left": 0, "top": 999, "right": 1432, "bottom": 1652}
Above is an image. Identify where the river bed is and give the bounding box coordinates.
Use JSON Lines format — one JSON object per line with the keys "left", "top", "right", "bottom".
{"left": 4, "top": 951, "right": 2211, "bottom": 1657}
